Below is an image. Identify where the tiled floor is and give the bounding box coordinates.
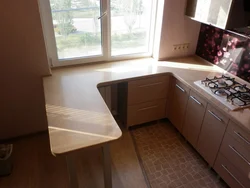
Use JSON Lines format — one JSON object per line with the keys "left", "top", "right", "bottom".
{"left": 131, "top": 121, "right": 228, "bottom": 188}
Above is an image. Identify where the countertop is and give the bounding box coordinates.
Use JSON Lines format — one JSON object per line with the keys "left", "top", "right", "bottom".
{"left": 43, "top": 55, "right": 250, "bottom": 155}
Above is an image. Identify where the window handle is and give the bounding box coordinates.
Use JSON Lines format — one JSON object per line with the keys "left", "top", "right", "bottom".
{"left": 98, "top": 12, "right": 107, "bottom": 19}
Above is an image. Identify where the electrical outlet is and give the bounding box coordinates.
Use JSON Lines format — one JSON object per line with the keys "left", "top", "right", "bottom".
{"left": 173, "top": 43, "right": 190, "bottom": 51}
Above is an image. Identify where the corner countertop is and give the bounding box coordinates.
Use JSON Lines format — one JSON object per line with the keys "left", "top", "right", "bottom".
{"left": 43, "top": 56, "right": 250, "bottom": 155}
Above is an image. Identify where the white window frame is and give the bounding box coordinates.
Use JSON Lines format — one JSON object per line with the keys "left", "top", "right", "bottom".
{"left": 38, "top": 0, "right": 159, "bottom": 67}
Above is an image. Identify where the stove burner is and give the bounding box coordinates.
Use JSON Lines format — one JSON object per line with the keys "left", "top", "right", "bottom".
{"left": 234, "top": 85, "right": 248, "bottom": 92}
{"left": 214, "top": 89, "right": 228, "bottom": 97}
{"left": 208, "top": 82, "right": 216, "bottom": 88}
{"left": 218, "top": 79, "right": 226, "bottom": 86}
{"left": 231, "top": 98, "right": 245, "bottom": 106}
{"left": 224, "top": 79, "right": 234, "bottom": 87}
{"left": 239, "top": 93, "right": 250, "bottom": 101}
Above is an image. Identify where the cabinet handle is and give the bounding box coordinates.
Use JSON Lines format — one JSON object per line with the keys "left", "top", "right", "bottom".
{"left": 234, "top": 131, "right": 250, "bottom": 145}
{"left": 208, "top": 110, "right": 222, "bottom": 122}
{"left": 175, "top": 84, "right": 185, "bottom": 92}
{"left": 221, "top": 165, "right": 245, "bottom": 188}
{"left": 190, "top": 96, "right": 202, "bottom": 105}
{"left": 139, "top": 82, "right": 163, "bottom": 88}
{"left": 138, "top": 105, "right": 157, "bottom": 111}
{"left": 229, "top": 145, "right": 250, "bottom": 166}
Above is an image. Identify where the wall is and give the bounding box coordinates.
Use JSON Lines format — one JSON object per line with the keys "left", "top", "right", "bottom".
{"left": 0, "top": 0, "right": 50, "bottom": 139}
{"left": 157, "top": 0, "right": 201, "bottom": 60}
{"left": 196, "top": 24, "right": 250, "bottom": 83}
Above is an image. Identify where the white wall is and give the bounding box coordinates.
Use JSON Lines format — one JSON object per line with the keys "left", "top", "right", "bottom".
{"left": 0, "top": 0, "right": 50, "bottom": 139}
{"left": 156, "top": 0, "right": 201, "bottom": 60}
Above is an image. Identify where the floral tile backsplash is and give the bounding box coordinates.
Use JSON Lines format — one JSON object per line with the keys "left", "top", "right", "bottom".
{"left": 196, "top": 24, "right": 250, "bottom": 83}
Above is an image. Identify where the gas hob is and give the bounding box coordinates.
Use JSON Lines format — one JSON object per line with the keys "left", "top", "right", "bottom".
{"left": 194, "top": 75, "right": 250, "bottom": 111}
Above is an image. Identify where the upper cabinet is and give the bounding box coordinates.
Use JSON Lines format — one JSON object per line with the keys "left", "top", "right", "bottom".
{"left": 185, "top": 0, "right": 250, "bottom": 29}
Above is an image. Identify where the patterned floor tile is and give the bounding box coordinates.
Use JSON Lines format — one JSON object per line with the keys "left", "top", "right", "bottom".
{"left": 131, "top": 121, "right": 228, "bottom": 188}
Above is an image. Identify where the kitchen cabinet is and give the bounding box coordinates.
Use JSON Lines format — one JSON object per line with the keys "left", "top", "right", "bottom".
{"left": 214, "top": 120, "right": 250, "bottom": 188}
{"left": 197, "top": 104, "right": 229, "bottom": 166}
{"left": 168, "top": 78, "right": 190, "bottom": 133}
{"left": 118, "top": 75, "right": 169, "bottom": 128}
{"left": 127, "top": 99, "right": 167, "bottom": 126}
{"left": 186, "top": 0, "right": 249, "bottom": 30}
{"left": 182, "top": 90, "right": 207, "bottom": 148}
{"left": 127, "top": 75, "right": 169, "bottom": 105}
{"left": 99, "top": 86, "right": 112, "bottom": 111}
{"left": 214, "top": 154, "right": 248, "bottom": 188}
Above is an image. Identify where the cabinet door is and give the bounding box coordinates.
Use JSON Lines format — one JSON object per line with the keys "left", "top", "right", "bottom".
{"left": 168, "top": 78, "right": 189, "bottom": 132}
{"left": 197, "top": 104, "right": 229, "bottom": 166}
{"left": 182, "top": 90, "right": 207, "bottom": 148}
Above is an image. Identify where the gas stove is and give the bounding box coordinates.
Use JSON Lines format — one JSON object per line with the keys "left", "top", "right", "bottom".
{"left": 194, "top": 75, "right": 250, "bottom": 111}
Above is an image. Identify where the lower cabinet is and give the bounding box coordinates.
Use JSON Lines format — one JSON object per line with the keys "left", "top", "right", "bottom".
{"left": 118, "top": 75, "right": 249, "bottom": 188}
{"left": 214, "top": 120, "right": 250, "bottom": 188}
{"left": 118, "top": 75, "right": 169, "bottom": 128}
{"left": 127, "top": 99, "right": 167, "bottom": 126}
{"left": 168, "top": 78, "right": 190, "bottom": 132}
{"left": 182, "top": 90, "right": 207, "bottom": 148}
{"left": 197, "top": 104, "right": 229, "bottom": 166}
{"left": 214, "top": 154, "right": 248, "bottom": 188}
{"left": 98, "top": 86, "right": 112, "bottom": 110}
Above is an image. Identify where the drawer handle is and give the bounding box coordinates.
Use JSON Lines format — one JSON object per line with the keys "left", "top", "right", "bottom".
{"left": 221, "top": 165, "right": 245, "bottom": 188}
{"left": 139, "top": 82, "right": 163, "bottom": 88}
{"left": 229, "top": 145, "right": 250, "bottom": 166}
{"left": 175, "top": 84, "right": 185, "bottom": 92}
{"left": 208, "top": 110, "right": 222, "bottom": 122}
{"left": 138, "top": 105, "right": 157, "bottom": 111}
{"left": 190, "top": 96, "right": 202, "bottom": 105}
{"left": 234, "top": 131, "right": 250, "bottom": 145}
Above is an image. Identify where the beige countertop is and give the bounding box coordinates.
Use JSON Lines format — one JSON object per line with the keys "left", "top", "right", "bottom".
{"left": 43, "top": 55, "right": 250, "bottom": 155}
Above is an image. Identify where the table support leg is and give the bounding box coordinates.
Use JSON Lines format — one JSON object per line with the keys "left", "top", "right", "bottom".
{"left": 66, "top": 155, "right": 79, "bottom": 188}
{"left": 102, "top": 144, "right": 112, "bottom": 188}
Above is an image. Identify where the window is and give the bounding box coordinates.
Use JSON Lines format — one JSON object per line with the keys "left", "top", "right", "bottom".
{"left": 39, "top": 0, "right": 157, "bottom": 67}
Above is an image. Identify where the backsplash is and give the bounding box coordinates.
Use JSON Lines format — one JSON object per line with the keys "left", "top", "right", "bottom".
{"left": 196, "top": 24, "right": 250, "bottom": 83}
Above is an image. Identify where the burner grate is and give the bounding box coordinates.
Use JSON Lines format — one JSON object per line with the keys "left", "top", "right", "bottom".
{"left": 201, "top": 75, "right": 250, "bottom": 108}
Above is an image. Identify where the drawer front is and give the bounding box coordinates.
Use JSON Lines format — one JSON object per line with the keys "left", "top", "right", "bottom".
{"left": 127, "top": 99, "right": 166, "bottom": 127}
{"left": 128, "top": 75, "right": 169, "bottom": 105}
{"left": 220, "top": 133, "right": 250, "bottom": 177}
{"left": 214, "top": 153, "right": 249, "bottom": 188}
{"left": 227, "top": 121, "right": 250, "bottom": 151}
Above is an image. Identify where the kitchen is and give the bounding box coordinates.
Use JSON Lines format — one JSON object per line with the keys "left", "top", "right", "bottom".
{"left": 1, "top": 0, "right": 250, "bottom": 188}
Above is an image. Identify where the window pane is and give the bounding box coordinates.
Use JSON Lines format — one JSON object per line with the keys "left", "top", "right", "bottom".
{"left": 110, "top": 0, "right": 153, "bottom": 56}
{"left": 50, "top": 0, "right": 102, "bottom": 59}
